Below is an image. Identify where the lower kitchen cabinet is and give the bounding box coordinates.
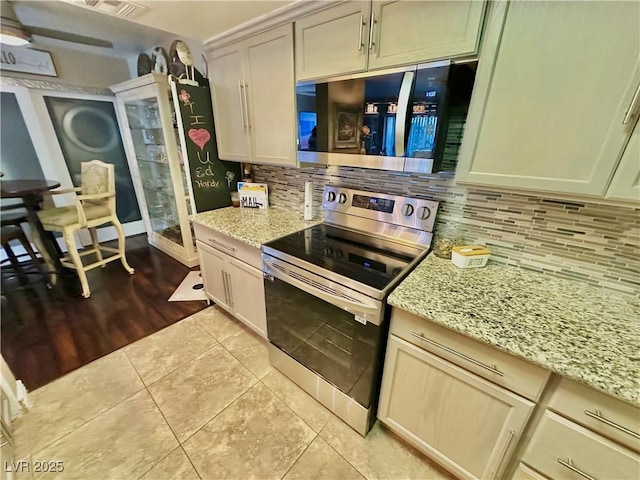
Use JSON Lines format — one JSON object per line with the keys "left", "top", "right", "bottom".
{"left": 378, "top": 335, "right": 534, "bottom": 480}
{"left": 196, "top": 234, "right": 267, "bottom": 338}
{"left": 521, "top": 411, "right": 639, "bottom": 480}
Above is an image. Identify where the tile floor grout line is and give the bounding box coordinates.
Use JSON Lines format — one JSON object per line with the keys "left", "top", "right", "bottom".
{"left": 258, "top": 375, "right": 331, "bottom": 434}
{"left": 124, "top": 325, "right": 220, "bottom": 388}
{"left": 144, "top": 382, "right": 183, "bottom": 446}
{"left": 180, "top": 444, "right": 203, "bottom": 480}
{"left": 142, "top": 342, "right": 222, "bottom": 390}
{"left": 28, "top": 388, "right": 145, "bottom": 459}
{"left": 278, "top": 430, "right": 319, "bottom": 480}
{"left": 145, "top": 343, "right": 257, "bottom": 444}
{"left": 133, "top": 444, "right": 181, "bottom": 480}
{"left": 317, "top": 428, "right": 368, "bottom": 480}
{"left": 177, "top": 377, "right": 261, "bottom": 447}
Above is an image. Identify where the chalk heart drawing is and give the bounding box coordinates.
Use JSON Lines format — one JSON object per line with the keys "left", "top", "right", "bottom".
{"left": 188, "top": 128, "right": 211, "bottom": 150}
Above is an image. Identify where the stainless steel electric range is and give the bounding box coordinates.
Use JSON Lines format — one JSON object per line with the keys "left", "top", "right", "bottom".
{"left": 262, "top": 187, "right": 439, "bottom": 435}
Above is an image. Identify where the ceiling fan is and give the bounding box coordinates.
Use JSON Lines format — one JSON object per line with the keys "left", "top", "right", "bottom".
{"left": 0, "top": 0, "right": 113, "bottom": 48}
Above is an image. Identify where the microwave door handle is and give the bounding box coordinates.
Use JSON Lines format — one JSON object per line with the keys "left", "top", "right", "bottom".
{"left": 395, "top": 70, "right": 415, "bottom": 158}
{"left": 263, "top": 260, "right": 381, "bottom": 323}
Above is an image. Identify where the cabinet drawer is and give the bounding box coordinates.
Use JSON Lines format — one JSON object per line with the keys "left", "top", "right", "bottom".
{"left": 523, "top": 411, "right": 640, "bottom": 480}
{"left": 549, "top": 378, "right": 640, "bottom": 452}
{"left": 193, "top": 223, "right": 261, "bottom": 269}
{"left": 390, "top": 308, "right": 549, "bottom": 401}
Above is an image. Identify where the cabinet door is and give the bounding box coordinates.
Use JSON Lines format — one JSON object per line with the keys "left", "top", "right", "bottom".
{"left": 606, "top": 117, "right": 640, "bottom": 202}
{"left": 456, "top": 1, "right": 640, "bottom": 197}
{"left": 378, "top": 335, "right": 534, "bottom": 480}
{"left": 244, "top": 24, "right": 296, "bottom": 166}
{"left": 295, "top": 1, "right": 370, "bottom": 81}
{"left": 196, "top": 240, "right": 231, "bottom": 311}
{"left": 207, "top": 44, "right": 251, "bottom": 162}
{"left": 368, "top": 1, "right": 486, "bottom": 71}
{"left": 227, "top": 258, "right": 267, "bottom": 338}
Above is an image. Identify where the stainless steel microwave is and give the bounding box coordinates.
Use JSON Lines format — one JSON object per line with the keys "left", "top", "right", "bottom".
{"left": 296, "top": 60, "right": 477, "bottom": 173}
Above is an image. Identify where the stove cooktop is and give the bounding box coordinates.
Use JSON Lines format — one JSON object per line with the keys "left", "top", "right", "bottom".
{"left": 263, "top": 224, "right": 420, "bottom": 291}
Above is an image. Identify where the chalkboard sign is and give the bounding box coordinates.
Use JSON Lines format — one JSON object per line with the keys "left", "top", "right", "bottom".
{"left": 172, "top": 82, "right": 242, "bottom": 213}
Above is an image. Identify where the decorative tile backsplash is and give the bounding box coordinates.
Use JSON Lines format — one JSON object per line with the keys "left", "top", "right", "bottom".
{"left": 254, "top": 165, "right": 640, "bottom": 296}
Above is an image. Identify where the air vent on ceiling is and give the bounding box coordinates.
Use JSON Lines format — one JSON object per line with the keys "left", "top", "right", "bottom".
{"left": 64, "top": 0, "right": 147, "bottom": 18}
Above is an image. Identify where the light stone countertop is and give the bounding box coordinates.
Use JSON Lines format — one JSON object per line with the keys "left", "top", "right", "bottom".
{"left": 189, "top": 206, "right": 322, "bottom": 249}
{"left": 388, "top": 254, "right": 640, "bottom": 407}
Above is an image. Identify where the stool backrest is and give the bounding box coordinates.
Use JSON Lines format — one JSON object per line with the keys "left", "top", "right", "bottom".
{"left": 81, "top": 160, "right": 115, "bottom": 212}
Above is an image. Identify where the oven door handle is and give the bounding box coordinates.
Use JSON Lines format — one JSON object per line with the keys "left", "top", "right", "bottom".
{"left": 263, "top": 260, "right": 382, "bottom": 325}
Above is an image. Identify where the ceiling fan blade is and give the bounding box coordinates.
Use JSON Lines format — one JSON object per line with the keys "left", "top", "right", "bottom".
{"left": 26, "top": 25, "right": 113, "bottom": 48}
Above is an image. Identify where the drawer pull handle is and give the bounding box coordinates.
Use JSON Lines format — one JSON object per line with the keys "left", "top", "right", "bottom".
{"left": 209, "top": 239, "right": 236, "bottom": 252}
{"left": 357, "top": 14, "right": 364, "bottom": 51}
{"left": 584, "top": 409, "right": 640, "bottom": 439}
{"left": 557, "top": 458, "right": 597, "bottom": 480}
{"left": 410, "top": 332, "right": 503, "bottom": 376}
{"left": 623, "top": 82, "right": 640, "bottom": 125}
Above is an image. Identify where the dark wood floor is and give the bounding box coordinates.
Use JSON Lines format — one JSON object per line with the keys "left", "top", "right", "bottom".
{"left": 1, "top": 235, "right": 207, "bottom": 391}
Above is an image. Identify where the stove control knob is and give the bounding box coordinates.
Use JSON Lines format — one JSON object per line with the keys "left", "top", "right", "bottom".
{"left": 336, "top": 249, "right": 344, "bottom": 259}
{"left": 324, "top": 246, "right": 334, "bottom": 257}
{"left": 401, "top": 204, "right": 414, "bottom": 217}
{"left": 326, "top": 191, "right": 336, "bottom": 203}
{"left": 419, "top": 206, "right": 432, "bottom": 220}
{"left": 338, "top": 193, "right": 348, "bottom": 204}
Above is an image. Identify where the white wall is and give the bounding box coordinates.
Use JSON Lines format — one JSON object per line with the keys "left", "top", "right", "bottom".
{"left": 0, "top": 42, "right": 134, "bottom": 89}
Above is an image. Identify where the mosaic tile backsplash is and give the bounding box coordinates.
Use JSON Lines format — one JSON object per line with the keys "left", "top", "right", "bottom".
{"left": 253, "top": 165, "right": 640, "bottom": 296}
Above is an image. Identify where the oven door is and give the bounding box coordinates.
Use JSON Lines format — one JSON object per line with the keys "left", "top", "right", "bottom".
{"left": 263, "top": 254, "right": 388, "bottom": 409}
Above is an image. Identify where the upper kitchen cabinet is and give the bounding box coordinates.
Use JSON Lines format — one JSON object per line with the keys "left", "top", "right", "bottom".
{"left": 368, "top": 1, "right": 486, "bottom": 71}
{"left": 456, "top": 1, "right": 640, "bottom": 199}
{"left": 295, "top": 2, "right": 371, "bottom": 80}
{"left": 206, "top": 24, "right": 296, "bottom": 166}
{"left": 295, "top": 1, "right": 486, "bottom": 81}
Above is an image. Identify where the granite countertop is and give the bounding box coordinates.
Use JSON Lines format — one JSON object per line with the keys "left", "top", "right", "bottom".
{"left": 190, "top": 206, "right": 322, "bottom": 248}
{"left": 388, "top": 255, "right": 640, "bottom": 407}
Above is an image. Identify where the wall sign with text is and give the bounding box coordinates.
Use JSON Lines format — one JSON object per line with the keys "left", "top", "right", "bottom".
{"left": 0, "top": 46, "right": 57, "bottom": 77}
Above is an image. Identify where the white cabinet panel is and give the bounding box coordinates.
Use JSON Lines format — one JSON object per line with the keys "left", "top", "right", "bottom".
{"left": 208, "top": 45, "right": 251, "bottom": 163}
{"left": 606, "top": 117, "right": 640, "bottom": 202}
{"left": 228, "top": 258, "right": 267, "bottom": 338}
{"left": 456, "top": 1, "right": 640, "bottom": 197}
{"left": 295, "top": 1, "right": 370, "bottom": 81}
{"left": 378, "top": 335, "right": 534, "bottom": 480}
{"left": 197, "top": 240, "right": 230, "bottom": 310}
{"left": 369, "top": 0, "right": 485, "bottom": 70}
{"left": 245, "top": 25, "right": 296, "bottom": 166}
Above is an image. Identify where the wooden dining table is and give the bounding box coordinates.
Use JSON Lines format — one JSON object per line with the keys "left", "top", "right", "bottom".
{"left": 1, "top": 179, "right": 78, "bottom": 291}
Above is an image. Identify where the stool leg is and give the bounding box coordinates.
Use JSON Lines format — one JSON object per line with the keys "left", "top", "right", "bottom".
{"left": 2, "top": 241, "right": 30, "bottom": 286}
{"left": 64, "top": 229, "right": 91, "bottom": 298}
{"left": 16, "top": 231, "right": 50, "bottom": 288}
{"left": 89, "top": 228, "right": 104, "bottom": 266}
{"left": 113, "top": 219, "right": 134, "bottom": 275}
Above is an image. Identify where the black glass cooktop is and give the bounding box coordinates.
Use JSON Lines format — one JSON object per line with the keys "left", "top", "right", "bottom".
{"left": 263, "top": 224, "right": 420, "bottom": 291}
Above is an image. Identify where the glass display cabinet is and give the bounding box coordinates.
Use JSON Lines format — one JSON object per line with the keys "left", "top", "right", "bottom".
{"left": 111, "top": 73, "right": 198, "bottom": 267}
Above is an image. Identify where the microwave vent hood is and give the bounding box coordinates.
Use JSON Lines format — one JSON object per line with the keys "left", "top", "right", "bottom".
{"left": 296, "top": 60, "right": 477, "bottom": 174}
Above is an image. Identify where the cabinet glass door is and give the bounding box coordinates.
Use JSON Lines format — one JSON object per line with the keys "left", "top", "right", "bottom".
{"left": 124, "top": 98, "right": 183, "bottom": 246}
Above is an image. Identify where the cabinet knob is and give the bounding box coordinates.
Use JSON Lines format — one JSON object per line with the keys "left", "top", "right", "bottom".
{"left": 401, "top": 204, "right": 414, "bottom": 217}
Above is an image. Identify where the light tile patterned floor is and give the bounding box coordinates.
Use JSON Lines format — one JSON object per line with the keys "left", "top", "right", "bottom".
{"left": 11, "top": 306, "right": 453, "bottom": 480}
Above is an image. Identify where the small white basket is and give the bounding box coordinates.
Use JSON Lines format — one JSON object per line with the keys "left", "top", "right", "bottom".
{"left": 451, "top": 245, "right": 491, "bottom": 269}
